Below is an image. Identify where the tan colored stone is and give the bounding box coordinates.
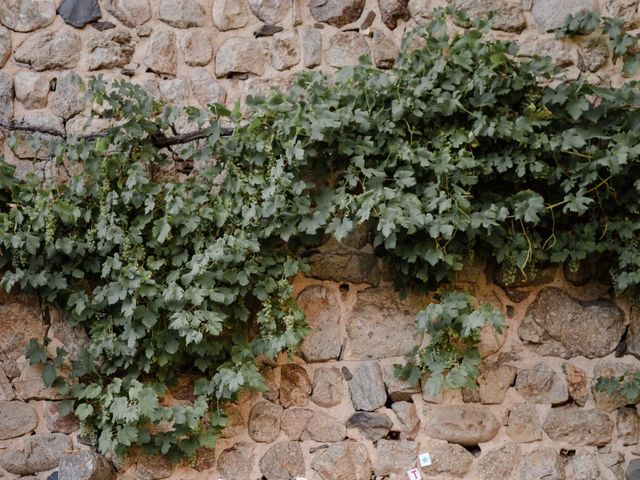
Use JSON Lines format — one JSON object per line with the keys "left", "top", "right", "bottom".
{"left": 261, "top": 365, "right": 279, "bottom": 402}
{"left": 311, "top": 366, "right": 344, "bottom": 407}
{"left": 347, "top": 287, "right": 420, "bottom": 360}
{"left": 0, "top": 433, "right": 72, "bottom": 475}
{"left": 144, "top": 31, "right": 177, "bottom": 76}
{"left": 0, "top": 401, "right": 38, "bottom": 439}
{"left": 311, "top": 441, "right": 371, "bottom": 480}
{"left": 310, "top": 0, "right": 365, "bottom": 27}
{"left": 563, "top": 362, "right": 589, "bottom": 406}
{"left": 374, "top": 440, "right": 416, "bottom": 476}
{"left": 0, "top": 0, "right": 55, "bottom": 32}
{"left": 281, "top": 408, "right": 313, "bottom": 440}
{"left": 259, "top": 441, "right": 305, "bottom": 480}
{"left": 455, "top": 0, "right": 526, "bottom": 32}
{"left": 532, "top": 0, "right": 599, "bottom": 32}
{"left": 421, "top": 442, "right": 474, "bottom": 476}
{"left": 520, "top": 447, "right": 564, "bottom": 480}
{"left": 181, "top": 30, "right": 212, "bottom": 67}
{"left": 543, "top": 407, "right": 613, "bottom": 446}
{"left": 88, "top": 29, "right": 135, "bottom": 71}
{"left": 408, "top": 0, "right": 431, "bottom": 20}
{"left": 103, "top": 0, "right": 151, "bottom": 27}
{"left": 580, "top": 36, "right": 609, "bottom": 72}
{"left": 424, "top": 405, "right": 500, "bottom": 445}
{"left": 477, "top": 442, "right": 519, "bottom": 480}
{"left": 308, "top": 251, "right": 382, "bottom": 285}
{"left": 479, "top": 321, "right": 507, "bottom": 357}
{"left": 159, "top": 0, "right": 206, "bottom": 28}
{"left": 378, "top": 0, "right": 409, "bottom": 29}
{"left": 607, "top": 0, "right": 640, "bottom": 28}
{"left": 569, "top": 449, "right": 601, "bottom": 480}
{"left": 306, "top": 410, "right": 346, "bottom": 442}
{"left": 272, "top": 31, "right": 299, "bottom": 71}
{"left": 215, "top": 37, "right": 267, "bottom": 77}
{"left": 212, "top": 0, "right": 249, "bottom": 30}
{"left": 220, "top": 404, "right": 244, "bottom": 438}
{"left": 601, "top": 450, "right": 625, "bottom": 479}
{"left": 14, "top": 30, "right": 81, "bottom": 71}
{"left": 248, "top": 0, "right": 291, "bottom": 24}
{"left": 0, "top": 27, "right": 10, "bottom": 68}
{"left": 391, "top": 401, "right": 419, "bottom": 437}
{"left": 381, "top": 360, "right": 420, "bottom": 401}
{"left": 10, "top": 110, "right": 62, "bottom": 159}
{"left": 15, "top": 71, "right": 49, "bottom": 110}
{"left": 159, "top": 78, "right": 189, "bottom": 109}
{"left": 279, "top": 363, "right": 312, "bottom": 407}
{"left": 248, "top": 400, "right": 283, "bottom": 442}
{"left": 133, "top": 455, "right": 172, "bottom": 480}
{"left": 519, "top": 288, "right": 625, "bottom": 358}
{"left": 617, "top": 407, "right": 639, "bottom": 445}
{"left": 59, "top": 451, "right": 116, "bottom": 480}
{"left": 298, "top": 286, "right": 341, "bottom": 362}
{"left": 515, "top": 362, "right": 568, "bottom": 404}
{"left": 14, "top": 362, "right": 60, "bottom": 400}
{"left": 44, "top": 401, "right": 79, "bottom": 434}
{"left": 189, "top": 67, "right": 226, "bottom": 106}
{"left": 371, "top": 29, "right": 398, "bottom": 69}
{"left": 194, "top": 448, "right": 217, "bottom": 471}
{"left": 50, "top": 72, "right": 85, "bottom": 120}
{"left": 217, "top": 443, "right": 254, "bottom": 479}
{"left": 477, "top": 363, "right": 516, "bottom": 404}
{"left": 326, "top": 31, "right": 371, "bottom": 68}
{"left": 0, "top": 368, "right": 13, "bottom": 400}
{"left": 520, "top": 37, "right": 574, "bottom": 68}
{"left": 300, "top": 25, "right": 322, "bottom": 68}
{"left": 507, "top": 402, "right": 542, "bottom": 443}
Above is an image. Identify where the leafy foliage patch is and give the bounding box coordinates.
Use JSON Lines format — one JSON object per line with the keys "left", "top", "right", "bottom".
{"left": 2, "top": 8, "right": 640, "bottom": 461}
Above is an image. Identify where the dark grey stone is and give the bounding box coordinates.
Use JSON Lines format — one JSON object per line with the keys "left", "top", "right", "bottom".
{"left": 627, "top": 458, "right": 640, "bottom": 480}
{"left": 57, "top": 0, "right": 101, "bottom": 28}
{"left": 346, "top": 412, "right": 392, "bottom": 441}
{"left": 91, "top": 21, "right": 115, "bottom": 31}
{"left": 254, "top": 24, "right": 284, "bottom": 37}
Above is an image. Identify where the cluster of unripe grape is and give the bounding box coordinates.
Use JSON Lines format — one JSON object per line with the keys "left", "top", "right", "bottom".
{"left": 45, "top": 209, "right": 57, "bottom": 245}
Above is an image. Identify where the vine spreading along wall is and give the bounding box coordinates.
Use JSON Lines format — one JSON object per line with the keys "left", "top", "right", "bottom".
{"left": 2, "top": 8, "right": 640, "bottom": 462}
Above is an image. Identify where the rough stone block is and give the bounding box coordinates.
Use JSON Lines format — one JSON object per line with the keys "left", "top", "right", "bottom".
{"left": 59, "top": 451, "right": 116, "bottom": 480}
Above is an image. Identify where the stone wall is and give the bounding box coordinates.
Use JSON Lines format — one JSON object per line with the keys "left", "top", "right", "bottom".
{"left": 4, "top": 253, "right": 640, "bottom": 479}
{"left": 2, "top": 0, "right": 640, "bottom": 479}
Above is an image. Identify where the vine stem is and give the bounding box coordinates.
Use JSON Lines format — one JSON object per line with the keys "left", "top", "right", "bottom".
{"left": 545, "top": 174, "right": 614, "bottom": 211}
{"left": 0, "top": 119, "right": 235, "bottom": 149}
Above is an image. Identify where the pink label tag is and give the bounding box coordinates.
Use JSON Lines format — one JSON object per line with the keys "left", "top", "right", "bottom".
{"left": 407, "top": 468, "right": 422, "bottom": 480}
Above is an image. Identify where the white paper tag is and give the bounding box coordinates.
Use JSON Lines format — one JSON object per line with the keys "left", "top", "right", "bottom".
{"left": 295, "top": 478, "right": 307, "bottom": 480}
{"left": 419, "top": 452, "right": 432, "bottom": 467}
{"left": 407, "top": 468, "right": 422, "bottom": 480}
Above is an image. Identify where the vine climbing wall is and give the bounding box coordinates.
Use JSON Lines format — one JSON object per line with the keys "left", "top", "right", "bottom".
{"left": 2, "top": 0, "right": 640, "bottom": 479}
